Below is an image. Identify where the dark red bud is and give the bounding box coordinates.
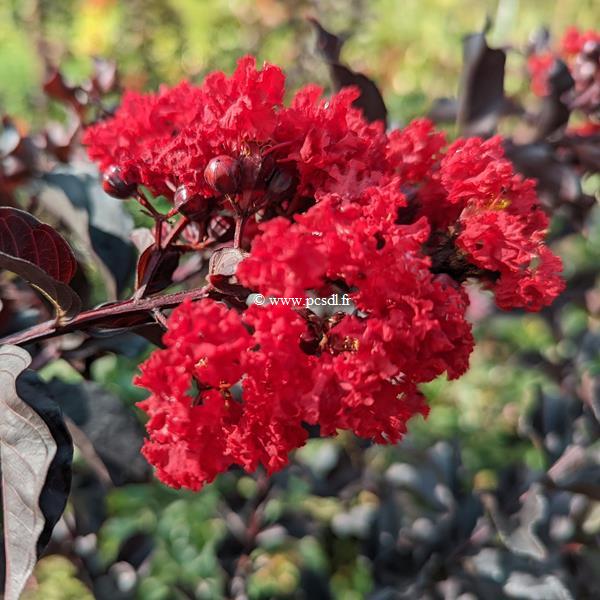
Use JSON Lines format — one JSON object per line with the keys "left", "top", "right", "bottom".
{"left": 174, "top": 185, "right": 207, "bottom": 219}
{"left": 102, "top": 165, "right": 136, "bottom": 199}
{"left": 204, "top": 155, "right": 240, "bottom": 195}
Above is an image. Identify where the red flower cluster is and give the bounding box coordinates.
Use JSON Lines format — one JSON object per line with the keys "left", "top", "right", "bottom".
{"left": 85, "top": 58, "right": 564, "bottom": 490}
{"left": 561, "top": 26, "right": 600, "bottom": 57}
{"left": 527, "top": 26, "right": 600, "bottom": 123}
{"left": 528, "top": 52, "right": 556, "bottom": 97}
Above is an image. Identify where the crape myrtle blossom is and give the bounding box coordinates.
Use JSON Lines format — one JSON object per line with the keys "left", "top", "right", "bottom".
{"left": 84, "top": 57, "right": 564, "bottom": 490}
{"left": 528, "top": 26, "right": 600, "bottom": 124}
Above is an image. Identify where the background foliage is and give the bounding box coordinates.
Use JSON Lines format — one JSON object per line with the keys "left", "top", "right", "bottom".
{"left": 1, "top": 0, "right": 599, "bottom": 599}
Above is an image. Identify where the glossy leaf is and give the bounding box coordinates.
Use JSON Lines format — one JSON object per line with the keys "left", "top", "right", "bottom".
{"left": 0, "top": 207, "right": 77, "bottom": 283}
{"left": 0, "top": 205, "right": 81, "bottom": 319}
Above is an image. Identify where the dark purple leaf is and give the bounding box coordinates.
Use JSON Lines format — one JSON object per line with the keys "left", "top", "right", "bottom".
{"left": 482, "top": 486, "right": 547, "bottom": 561}
{"left": 532, "top": 59, "right": 574, "bottom": 140}
{"left": 309, "top": 19, "right": 388, "bottom": 125}
{"left": 0, "top": 252, "right": 81, "bottom": 321}
{"left": 0, "top": 207, "right": 77, "bottom": 283}
{"left": 39, "top": 167, "right": 137, "bottom": 299}
{"left": 45, "top": 379, "right": 151, "bottom": 486}
{"left": 457, "top": 30, "right": 506, "bottom": 136}
{"left": 116, "top": 532, "right": 155, "bottom": 569}
{"left": 308, "top": 17, "right": 345, "bottom": 63}
{"left": 15, "top": 370, "right": 73, "bottom": 555}
{"left": 503, "top": 140, "right": 594, "bottom": 226}
{"left": 136, "top": 244, "right": 180, "bottom": 295}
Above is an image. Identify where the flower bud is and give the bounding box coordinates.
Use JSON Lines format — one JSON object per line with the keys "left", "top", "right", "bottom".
{"left": 204, "top": 155, "right": 241, "bottom": 195}
{"left": 174, "top": 184, "right": 207, "bottom": 219}
{"left": 102, "top": 165, "right": 137, "bottom": 199}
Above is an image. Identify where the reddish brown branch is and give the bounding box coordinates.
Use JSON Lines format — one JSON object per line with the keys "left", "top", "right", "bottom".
{"left": 0, "top": 285, "right": 211, "bottom": 346}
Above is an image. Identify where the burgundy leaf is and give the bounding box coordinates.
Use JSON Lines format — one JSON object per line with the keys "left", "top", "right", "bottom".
{"left": 330, "top": 64, "right": 389, "bottom": 125}
{"left": 43, "top": 70, "right": 87, "bottom": 113}
{"left": 0, "top": 252, "right": 81, "bottom": 320}
{"left": 0, "top": 207, "right": 77, "bottom": 283}
{"left": 135, "top": 242, "right": 180, "bottom": 295}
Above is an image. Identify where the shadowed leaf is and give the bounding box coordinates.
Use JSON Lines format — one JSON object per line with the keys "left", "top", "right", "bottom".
{"left": 310, "top": 19, "right": 388, "bottom": 125}
{"left": 0, "top": 345, "right": 73, "bottom": 600}
{"left": 0, "top": 207, "right": 77, "bottom": 283}
{"left": 457, "top": 30, "right": 506, "bottom": 136}
{"left": 45, "top": 379, "right": 151, "bottom": 486}
{"left": 38, "top": 166, "right": 136, "bottom": 299}
{"left": 532, "top": 59, "right": 574, "bottom": 141}
{"left": 0, "top": 252, "right": 81, "bottom": 321}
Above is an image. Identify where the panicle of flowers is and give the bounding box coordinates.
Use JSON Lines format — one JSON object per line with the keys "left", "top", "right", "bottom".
{"left": 527, "top": 26, "right": 600, "bottom": 127}
{"left": 85, "top": 57, "right": 564, "bottom": 490}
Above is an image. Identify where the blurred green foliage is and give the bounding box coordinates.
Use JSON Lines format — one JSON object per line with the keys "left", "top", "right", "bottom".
{"left": 3, "top": 0, "right": 599, "bottom": 598}
{"left": 1, "top": 0, "right": 599, "bottom": 125}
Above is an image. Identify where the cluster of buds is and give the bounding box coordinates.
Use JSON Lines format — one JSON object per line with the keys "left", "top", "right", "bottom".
{"left": 528, "top": 26, "right": 600, "bottom": 126}
{"left": 202, "top": 145, "right": 297, "bottom": 217}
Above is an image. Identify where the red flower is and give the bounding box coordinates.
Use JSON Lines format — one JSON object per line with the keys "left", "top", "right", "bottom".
{"left": 386, "top": 118, "right": 446, "bottom": 183}
{"left": 440, "top": 136, "right": 563, "bottom": 310}
{"left": 84, "top": 57, "right": 388, "bottom": 219}
{"left": 527, "top": 52, "right": 556, "bottom": 97}
{"left": 561, "top": 26, "right": 600, "bottom": 57}
{"left": 526, "top": 26, "right": 600, "bottom": 118}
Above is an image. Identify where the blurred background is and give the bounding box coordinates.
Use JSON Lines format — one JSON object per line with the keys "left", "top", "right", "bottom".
{"left": 1, "top": 1, "right": 600, "bottom": 599}
{"left": 1, "top": 0, "right": 598, "bottom": 124}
